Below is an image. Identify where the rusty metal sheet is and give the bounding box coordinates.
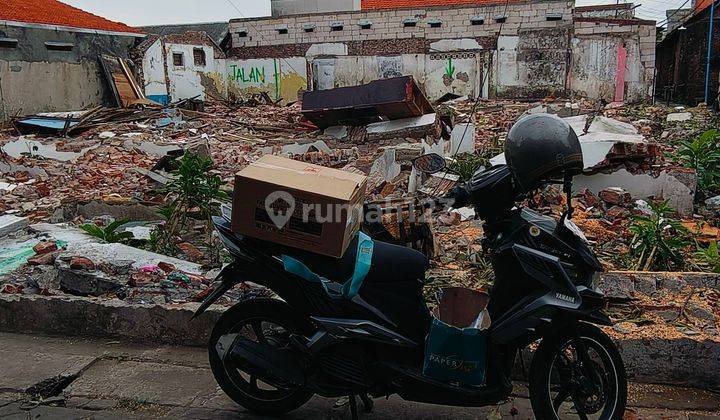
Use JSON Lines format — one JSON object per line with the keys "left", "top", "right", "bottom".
{"left": 301, "top": 76, "right": 434, "bottom": 128}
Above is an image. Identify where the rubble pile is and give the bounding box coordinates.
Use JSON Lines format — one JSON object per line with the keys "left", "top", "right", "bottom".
{"left": 608, "top": 285, "right": 719, "bottom": 341}
{"left": 0, "top": 85, "right": 719, "bottom": 340}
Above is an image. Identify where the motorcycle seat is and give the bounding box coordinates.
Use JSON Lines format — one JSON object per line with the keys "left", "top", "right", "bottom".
{"left": 242, "top": 232, "right": 429, "bottom": 286}
{"left": 213, "top": 215, "right": 429, "bottom": 286}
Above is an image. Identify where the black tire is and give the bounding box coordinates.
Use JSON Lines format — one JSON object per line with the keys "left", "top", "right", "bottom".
{"left": 208, "top": 298, "right": 315, "bottom": 416}
{"left": 529, "top": 323, "right": 627, "bottom": 420}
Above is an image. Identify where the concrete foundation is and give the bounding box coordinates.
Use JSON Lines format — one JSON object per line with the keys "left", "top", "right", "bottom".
{"left": 0, "top": 270, "right": 718, "bottom": 387}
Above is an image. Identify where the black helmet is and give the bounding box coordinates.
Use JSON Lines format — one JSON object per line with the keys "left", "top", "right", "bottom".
{"left": 504, "top": 113, "right": 583, "bottom": 192}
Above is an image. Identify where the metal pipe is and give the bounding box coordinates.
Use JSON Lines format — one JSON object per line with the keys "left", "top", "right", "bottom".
{"left": 705, "top": 0, "right": 716, "bottom": 104}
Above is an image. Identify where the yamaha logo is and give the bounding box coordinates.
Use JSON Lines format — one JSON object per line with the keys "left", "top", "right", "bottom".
{"left": 555, "top": 293, "right": 575, "bottom": 303}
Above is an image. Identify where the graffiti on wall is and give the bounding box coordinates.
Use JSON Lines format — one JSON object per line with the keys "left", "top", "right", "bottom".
{"left": 430, "top": 53, "right": 472, "bottom": 87}
{"left": 227, "top": 58, "right": 307, "bottom": 104}
{"left": 229, "top": 64, "right": 267, "bottom": 84}
{"left": 427, "top": 53, "right": 474, "bottom": 96}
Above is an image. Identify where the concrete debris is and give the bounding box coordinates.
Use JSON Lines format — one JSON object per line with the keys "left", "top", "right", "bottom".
{"left": 449, "top": 123, "right": 475, "bottom": 155}
{"left": 0, "top": 214, "right": 29, "bottom": 237}
{"left": 323, "top": 125, "right": 348, "bottom": 140}
{"left": 366, "top": 113, "right": 438, "bottom": 141}
{"left": 705, "top": 195, "right": 720, "bottom": 213}
{"left": 369, "top": 149, "right": 402, "bottom": 184}
{"left": 667, "top": 112, "right": 693, "bottom": 122}
{"left": 0, "top": 83, "right": 718, "bottom": 350}
{"left": 2, "top": 138, "right": 100, "bottom": 162}
{"left": 599, "top": 187, "right": 632, "bottom": 206}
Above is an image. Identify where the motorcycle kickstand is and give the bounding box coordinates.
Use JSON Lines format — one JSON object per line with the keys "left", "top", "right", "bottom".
{"left": 349, "top": 395, "right": 358, "bottom": 420}
{"left": 348, "top": 393, "right": 374, "bottom": 419}
{"left": 359, "top": 393, "right": 374, "bottom": 413}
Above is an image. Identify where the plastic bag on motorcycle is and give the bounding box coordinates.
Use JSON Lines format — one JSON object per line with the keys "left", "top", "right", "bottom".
{"left": 423, "top": 287, "right": 491, "bottom": 386}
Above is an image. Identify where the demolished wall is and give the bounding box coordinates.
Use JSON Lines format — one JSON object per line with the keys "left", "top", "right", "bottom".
{"left": 134, "top": 32, "right": 227, "bottom": 104}
{"left": 572, "top": 18, "right": 656, "bottom": 102}
{"left": 0, "top": 25, "right": 140, "bottom": 118}
{"left": 493, "top": 26, "right": 571, "bottom": 99}
{"left": 223, "top": 0, "right": 655, "bottom": 103}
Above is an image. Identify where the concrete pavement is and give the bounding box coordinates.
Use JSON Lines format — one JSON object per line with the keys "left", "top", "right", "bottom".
{"left": 0, "top": 332, "right": 718, "bottom": 419}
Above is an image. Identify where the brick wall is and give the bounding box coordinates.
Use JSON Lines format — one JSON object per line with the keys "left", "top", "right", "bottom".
{"left": 229, "top": 0, "right": 574, "bottom": 53}
{"left": 224, "top": 0, "right": 656, "bottom": 102}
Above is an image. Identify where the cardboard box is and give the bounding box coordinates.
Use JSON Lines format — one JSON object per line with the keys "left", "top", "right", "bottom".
{"left": 232, "top": 155, "right": 367, "bottom": 258}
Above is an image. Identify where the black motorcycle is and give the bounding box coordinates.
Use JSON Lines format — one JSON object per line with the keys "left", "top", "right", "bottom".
{"left": 193, "top": 148, "right": 627, "bottom": 419}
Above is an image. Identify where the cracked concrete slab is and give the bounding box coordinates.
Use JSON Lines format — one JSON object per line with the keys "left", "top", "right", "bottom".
{"left": 30, "top": 222, "right": 206, "bottom": 275}
{"left": 0, "top": 351, "right": 95, "bottom": 393}
{"left": 0, "top": 332, "right": 718, "bottom": 419}
{"left": 64, "top": 359, "right": 218, "bottom": 407}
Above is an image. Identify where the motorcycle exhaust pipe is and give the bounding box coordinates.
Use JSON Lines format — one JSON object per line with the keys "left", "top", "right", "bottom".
{"left": 216, "top": 334, "right": 306, "bottom": 388}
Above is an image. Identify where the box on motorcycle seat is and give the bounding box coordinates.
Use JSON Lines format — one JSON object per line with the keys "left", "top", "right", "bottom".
{"left": 423, "top": 287, "right": 491, "bottom": 386}
{"left": 232, "top": 155, "right": 367, "bottom": 258}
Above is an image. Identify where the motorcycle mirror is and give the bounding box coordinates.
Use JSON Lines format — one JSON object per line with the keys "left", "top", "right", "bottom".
{"left": 413, "top": 153, "right": 447, "bottom": 174}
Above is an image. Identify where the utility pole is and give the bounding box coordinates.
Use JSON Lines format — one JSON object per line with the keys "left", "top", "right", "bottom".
{"left": 705, "top": 0, "right": 716, "bottom": 104}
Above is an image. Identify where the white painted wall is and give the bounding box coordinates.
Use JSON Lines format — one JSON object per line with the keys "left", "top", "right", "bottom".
{"left": 141, "top": 39, "right": 168, "bottom": 98}
{"left": 165, "top": 43, "right": 226, "bottom": 101}
{"left": 309, "top": 53, "right": 483, "bottom": 100}
{"left": 495, "top": 36, "right": 520, "bottom": 88}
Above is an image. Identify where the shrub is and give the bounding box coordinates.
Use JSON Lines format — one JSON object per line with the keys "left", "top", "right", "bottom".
{"left": 80, "top": 218, "right": 133, "bottom": 243}
{"left": 629, "top": 201, "right": 690, "bottom": 271}
{"left": 155, "top": 152, "right": 228, "bottom": 253}
{"left": 673, "top": 129, "right": 720, "bottom": 200}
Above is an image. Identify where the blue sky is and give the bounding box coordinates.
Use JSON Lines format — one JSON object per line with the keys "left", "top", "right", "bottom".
{"left": 61, "top": 0, "right": 686, "bottom": 27}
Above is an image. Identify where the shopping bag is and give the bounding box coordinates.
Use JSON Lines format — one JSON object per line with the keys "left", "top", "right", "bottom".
{"left": 422, "top": 287, "right": 490, "bottom": 386}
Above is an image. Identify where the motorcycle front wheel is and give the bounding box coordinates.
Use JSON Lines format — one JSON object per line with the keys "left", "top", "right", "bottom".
{"left": 208, "top": 298, "right": 315, "bottom": 415}
{"left": 529, "top": 323, "right": 627, "bottom": 420}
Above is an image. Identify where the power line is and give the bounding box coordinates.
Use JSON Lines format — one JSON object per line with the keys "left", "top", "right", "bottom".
{"left": 431, "top": 0, "right": 512, "bottom": 198}
{"left": 656, "top": 0, "right": 692, "bottom": 25}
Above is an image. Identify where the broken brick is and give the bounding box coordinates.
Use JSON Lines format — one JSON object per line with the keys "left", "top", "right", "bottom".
{"left": 1, "top": 284, "right": 23, "bottom": 294}
{"left": 157, "top": 262, "right": 177, "bottom": 273}
{"left": 599, "top": 188, "right": 631, "bottom": 206}
{"left": 438, "top": 211, "right": 461, "bottom": 226}
{"left": 177, "top": 242, "right": 203, "bottom": 261}
{"left": 579, "top": 188, "right": 601, "bottom": 208}
{"left": 27, "top": 252, "right": 58, "bottom": 266}
{"left": 33, "top": 241, "right": 58, "bottom": 255}
{"left": 69, "top": 256, "right": 96, "bottom": 271}
{"left": 35, "top": 183, "right": 51, "bottom": 198}
{"left": 605, "top": 206, "right": 630, "bottom": 221}
{"left": 129, "top": 270, "right": 163, "bottom": 287}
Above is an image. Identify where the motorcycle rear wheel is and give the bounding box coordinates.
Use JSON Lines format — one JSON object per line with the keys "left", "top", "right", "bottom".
{"left": 529, "top": 323, "right": 627, "bottom": 420}
{"left": 208, "top": 298, "right": 314, "bottom": 415}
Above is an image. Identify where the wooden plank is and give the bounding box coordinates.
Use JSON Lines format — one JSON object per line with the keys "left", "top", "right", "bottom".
{"left": 113, "top": 74, "right": 136, "bottom": 108}
{"left": 118, "top": 58, "right": 145, "bottom": 100}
